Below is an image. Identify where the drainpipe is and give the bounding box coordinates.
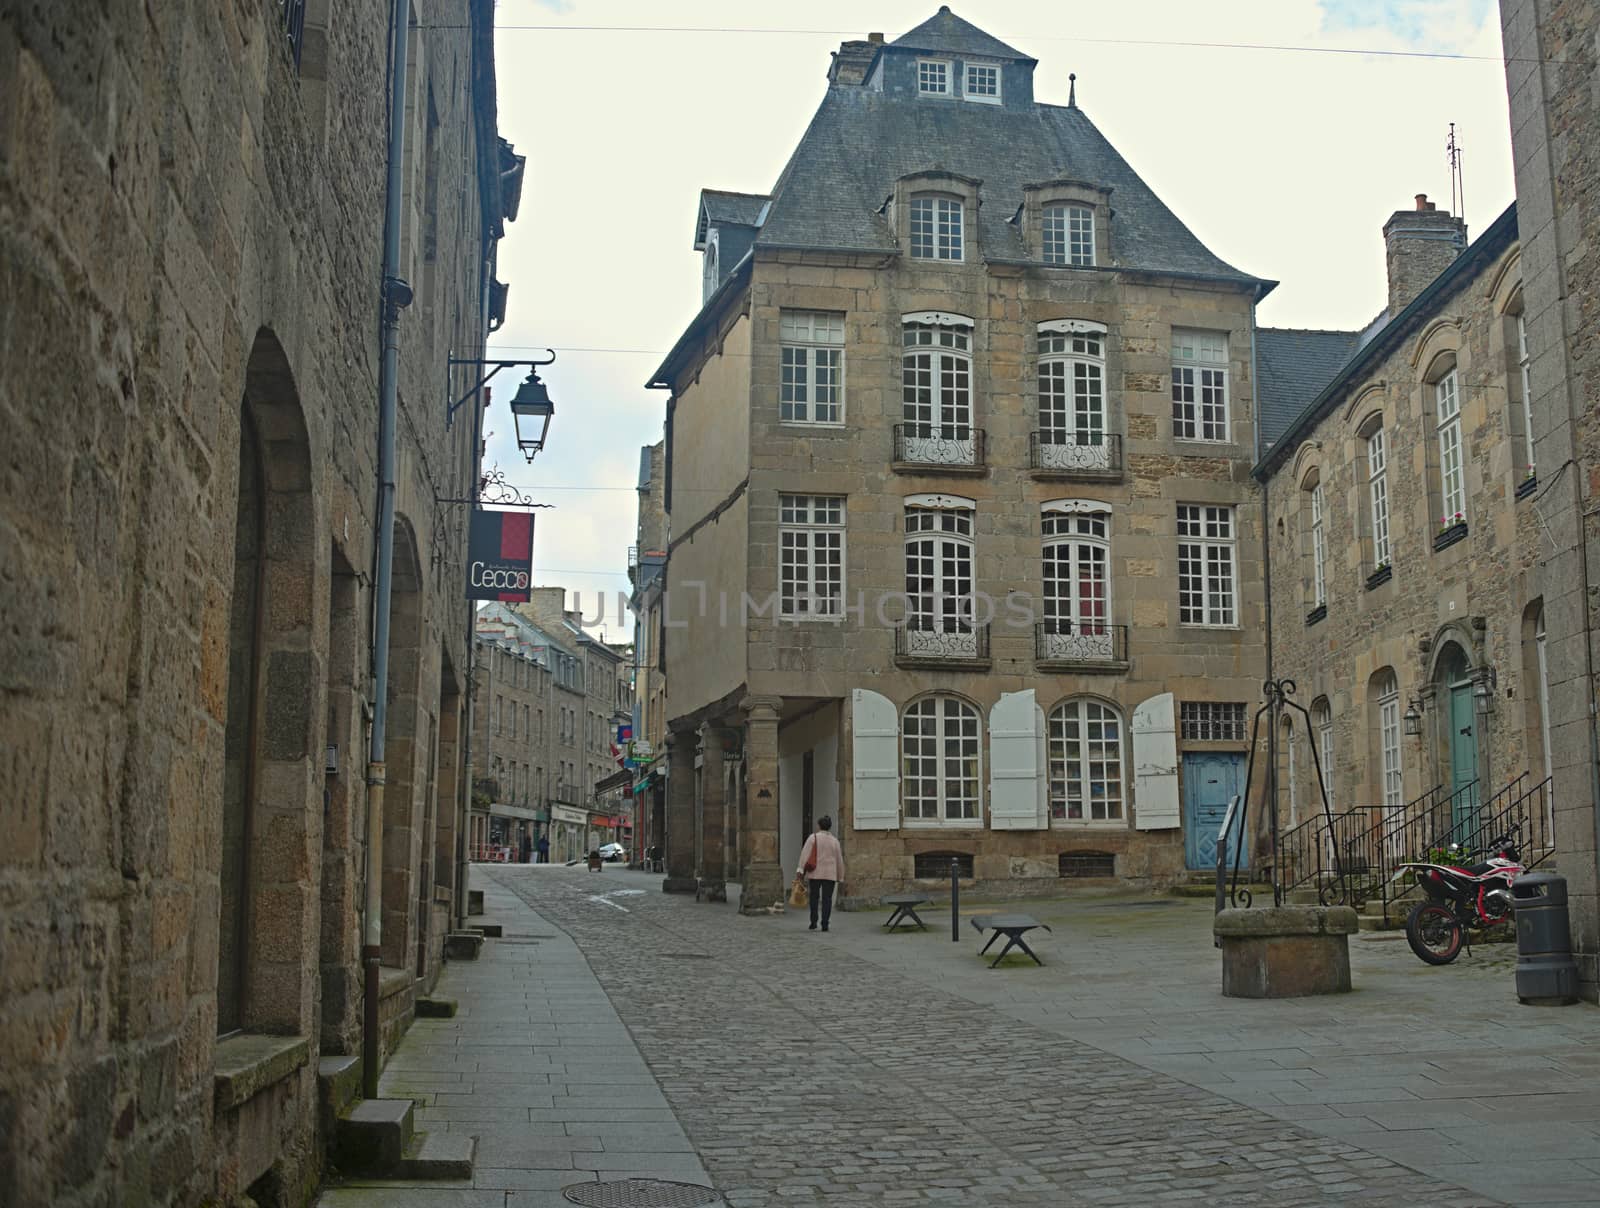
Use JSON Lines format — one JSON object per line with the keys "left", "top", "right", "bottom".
{"left": 364, "top": 0, "right": 411, "bottom": 1103}
{"left": 1252, "top": 301, "right": 1276, "bottom": 887}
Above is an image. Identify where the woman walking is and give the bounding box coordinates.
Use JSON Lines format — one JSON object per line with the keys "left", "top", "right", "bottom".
{"left": 797, "top": 816, "right": 844, "bottom": 931}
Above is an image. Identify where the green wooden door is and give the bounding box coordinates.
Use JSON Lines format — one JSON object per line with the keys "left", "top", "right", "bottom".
{"left": 1448, "top": 681, "right": 1479, "bottom": 828}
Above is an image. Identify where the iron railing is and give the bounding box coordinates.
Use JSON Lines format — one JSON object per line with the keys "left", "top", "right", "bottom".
{"left": 894, "top": 620, "right": 991, "bottom": 664}
{"left": 1029, "top": 431, "right": 1123, "bottom": 478}
{"left": 892, "top": 423, "right": 986, "bottom": 470}
{"left": 1330, "top": 774, "right": 1555, "bottom": 924}
{"left": 1033, "top": 619, "right": 1127, "bottom": 668}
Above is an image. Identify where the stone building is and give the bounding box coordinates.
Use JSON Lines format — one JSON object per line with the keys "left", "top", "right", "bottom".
{"left": 647, "top": 8, "right": 1277, "bottom": 909}
{"left": 1256, "top": 200, "right": 1555, "bottom": 892}
{"left": 0, "top": 1, "right": 517, "bottom": 1202}
{"left": 1499, "top": 0, "right": 1600, "bottom": 996}
{"left": 470, "top": 606, "right": 554, "bottom": 860}
{"left": 629, "top": 441, "right": 670, "bottom": 862}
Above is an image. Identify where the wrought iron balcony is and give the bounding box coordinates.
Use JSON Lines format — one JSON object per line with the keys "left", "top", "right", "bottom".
{"left": 892, "top": 423, "right": 987, "bottom": 474}
{"left": 1034, "top": 620, "right": 1129, "bottom": 672}
{"left": 894, "top": 620, "right": 991, "bottom": 667}
{"left": 1029, "top": 431, "right": 1123, "bottom": 480}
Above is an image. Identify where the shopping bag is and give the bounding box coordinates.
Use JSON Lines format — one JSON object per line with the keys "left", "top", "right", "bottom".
{"left": 788, "top": 874, "right": 808, "bottom": 908}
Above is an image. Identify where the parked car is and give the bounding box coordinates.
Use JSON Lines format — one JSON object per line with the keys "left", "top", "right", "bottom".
{"left": 597, "top": 842, "right": 626, "bottom": 863}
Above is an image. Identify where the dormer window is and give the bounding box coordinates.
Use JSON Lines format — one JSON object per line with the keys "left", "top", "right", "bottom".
{"left": 964, "top": 62, "right": 1000, "bottom": 103}
{"left": 1043, "top": 205, "right": 1094, "bottom": 266}
{"left": 910, "top": 195, "right": 963, "bottom": 261}
{"left": 917, "top": 59, "right": 950, "bottom": 94}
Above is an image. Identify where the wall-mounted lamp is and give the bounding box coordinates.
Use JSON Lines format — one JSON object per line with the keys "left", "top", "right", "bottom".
{"left": 1474, "top": 668, "right": 1498, "bottom": 717}
{"left": 1403, "top": 697, "right": 1424, "bottom": 737}
{"left": 509, "top": 370, "right": 555, "bottom": 461}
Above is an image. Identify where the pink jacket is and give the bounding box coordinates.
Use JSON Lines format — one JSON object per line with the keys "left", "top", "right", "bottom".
{"left": 798, "top": 832, "right": 844, "bottom": 882}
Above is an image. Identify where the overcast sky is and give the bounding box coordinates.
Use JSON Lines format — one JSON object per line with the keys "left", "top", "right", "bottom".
{"left": 484, "top": 0, "right": 1513, "bottom": 629}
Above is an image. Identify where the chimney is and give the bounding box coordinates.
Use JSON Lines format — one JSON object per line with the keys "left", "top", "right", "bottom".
{"left": 828, "top": 38, "right": 878, "bottom": 86}
{"left": 1382, "top": 193, "right": 1467, "bottom": 316}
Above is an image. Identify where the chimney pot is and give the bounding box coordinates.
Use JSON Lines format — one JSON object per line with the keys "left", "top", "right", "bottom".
{"left": 1415, "top": 193, "right": 1434, "bottom": 211}
{"left": 868, "top": 31, "right": 884, "bottom": 44}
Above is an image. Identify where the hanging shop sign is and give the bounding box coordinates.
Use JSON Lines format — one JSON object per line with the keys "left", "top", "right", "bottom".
{"left": 466, "top": 510, "right": 534, "bottom": 602}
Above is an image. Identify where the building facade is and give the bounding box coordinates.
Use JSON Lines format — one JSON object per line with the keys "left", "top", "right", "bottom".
{"left": 649, "top": 9, "right": 1275, "bottom": 909}
{"left": 629, "top": 441, "right": 670, "bottom": 863}
{"left": 1257, "top": 200, "right": 1555, "bottom": 897}
{"left": 1499, "top": 0, "right": 1600, "bottom": 996}
{"left": 0, "top": 2, "right": 518, "bottom": 1203}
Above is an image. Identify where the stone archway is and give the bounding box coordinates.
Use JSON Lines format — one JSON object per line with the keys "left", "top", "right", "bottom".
{"left": 217, "top": 327, "right": 321, "bottom": 1036}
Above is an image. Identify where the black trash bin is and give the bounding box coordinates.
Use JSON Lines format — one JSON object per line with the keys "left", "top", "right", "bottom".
{"left": 1512, "top": 871, "right": 1579, "bottom": 1005}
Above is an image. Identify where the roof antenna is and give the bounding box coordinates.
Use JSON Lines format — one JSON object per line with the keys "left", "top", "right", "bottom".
{"left": 1447, "top": 122, "right": 1465, "bottom": 233}
{"left": 1068, "top": 73, "right": 1077, "bottom": 108}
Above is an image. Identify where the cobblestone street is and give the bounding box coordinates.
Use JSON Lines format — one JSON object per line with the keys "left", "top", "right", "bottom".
{"left": 435, "top": 864, "right": 1600, "bottom": 1208}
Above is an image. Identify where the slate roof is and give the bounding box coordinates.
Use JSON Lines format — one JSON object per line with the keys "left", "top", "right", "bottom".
{"left": 888, "top": 5, "right": 1034, "bottom": 63}
{"left": 700, "top": 190, "right": 769, "bottom": 227}
{"left": 1255, "top": 328, "right": 1361, "bottom": 453}
{"left": 754, "top": 90, "right": 1267, "bottom": 288}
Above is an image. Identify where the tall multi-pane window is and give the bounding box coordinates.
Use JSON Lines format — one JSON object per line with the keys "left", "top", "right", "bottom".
{"left": 1436, "top": 368, "right": 1466, "bottom": 524}
{"left": 909, "top": 195, "right": 963, "bottom": 261}
{"left": 779, "top": 310, "right": 845, "bottom": 424}
{"left": 901, "top": 696, "right": 981, "bottom": 824}
{"left": 1171, "top": 329, "right": 1229, "bottom": 441}
{"left": 904, "top": 501, "right": 974, "bottom": 635}
{"left": 1376, "top": 670, "right": 1403, "bottom": 808}
{"left": 1041, "top": 503, "right": 1111, "bottom": 657}
{"left": 1042, "top": 205, "right": 1094, "bottom": 266}
{"left": 1313, "top": 698, "right": 1334, "bottom": 813}
{"left": 1037, "top": 321, "right": 1107, "bottom": 468}
{"left": 1047, "top": 699, "right": 1124, "bottom": 824}
{"left": 963, "top": 62, "right": 999, "bottom": 101}
{"left": 1517, "top": 314, "right": 1534, "bottom": 474}
{"left": 902, "top": 319, "right": 972, "bottom": 461}
{"left": 1176, "top": 504, "right": 1237, "bottom": 626}
{"left": 1310, "top": 482, "right": 1327, "bottom": 607}
{"left": 1367, "top": 428, "right": 1391, "bottom": 568}
{"left": 917, "top": 59, "right": 949, "bottom": 94}
{"left": 779, "top": 494, "right": 845, "bottom": 618}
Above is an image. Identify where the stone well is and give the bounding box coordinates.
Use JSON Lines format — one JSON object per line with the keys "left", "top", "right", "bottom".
{"left": 1214, "top": 906, "right": 1359, "bottom": 998}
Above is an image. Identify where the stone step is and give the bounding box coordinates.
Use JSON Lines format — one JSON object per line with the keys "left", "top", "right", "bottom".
{"left": 1170, "top": 881, "right": 1271, "bottom": 900}
{"left": 472, "top": 921, "right": 504, "bottom": 938}
{"left": 336, "top": 1097, "right": 414, "bottom": 1173}
{"left": 1358, "top": 913, "right": 1401, "bottom": 931}
{"left": 415, "top": 996, "right": 458, "bottom": 1019}
{"left": 317, "top": 1055, "right": 361, "bottom": 1137}
{"left": 396, "top": 1130, "right": 475, "bottom": 1180}
{"left": 444, "top": 930, "right": 484, "bottom": 960}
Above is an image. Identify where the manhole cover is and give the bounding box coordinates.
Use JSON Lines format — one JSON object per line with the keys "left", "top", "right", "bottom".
{"left": 562, "top": 1178, "right": 719, "bottom": 1207}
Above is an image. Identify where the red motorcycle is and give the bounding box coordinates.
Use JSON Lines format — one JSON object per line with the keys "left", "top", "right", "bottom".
{"left": 1397, "top": 826, "right": 1523, "bottom": 965}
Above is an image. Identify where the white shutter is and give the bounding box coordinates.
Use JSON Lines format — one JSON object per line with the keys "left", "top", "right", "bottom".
{"left": 850, "top": 688, "right": 900, "bottom": 830}
{"left": 1035, "top": 705, "right": 1050, "bottom": 828}
{"left": 1132, "top": 691, "right": 1181, "bottom": 830}
{"left": 989, "top": 690, "right": 1042, "bottom": 830}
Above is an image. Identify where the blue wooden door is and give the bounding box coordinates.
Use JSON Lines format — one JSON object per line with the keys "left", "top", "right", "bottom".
{"left": 1448, "top": 682, "right": 1479, "bottom": 828}
{"left": 1184, "top": 753, "right": 1246, "bottom": 871}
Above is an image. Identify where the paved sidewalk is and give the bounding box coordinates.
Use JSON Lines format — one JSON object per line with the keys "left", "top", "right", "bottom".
{"left": 316, "top": 871, "right": 722, "bottom": 1207}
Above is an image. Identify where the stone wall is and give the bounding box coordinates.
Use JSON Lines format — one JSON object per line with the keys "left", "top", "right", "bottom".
{"left": 1500, "top": 0, "right": 1600, "bottom": 996}
{"left": 0, "top": 2, "right": 501, "bottom": 1202}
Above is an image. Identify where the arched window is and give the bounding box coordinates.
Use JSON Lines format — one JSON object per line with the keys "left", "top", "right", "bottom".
{"left": 1434, "top": 362, "right": 1467, "bottom": 526}
{"left": 1372, "top": 669, "right": 1403, "bottom": 808}
{"left": 1361, "top": 417, "right": 1392, "bottom": 570}
{"left": 901, "top": 696, "right": 981, "bottom": 824}
{"left": 1037, "top": 320, "right": 1109, "bottom": 470}
{"left": 1312, "top": 697, "right": 1334, "bottom": 813}
{"left": 1047, "top": 698, "right": 1124, "bottom": 824}
{"left": 904, "top": 495, "right": 975, "bottom": 655}
{"left": 901, "top": 313, "right": 973, "bottom": 464}
{"left": 1041, "top": 500, "right": 1111, "bottom": 659}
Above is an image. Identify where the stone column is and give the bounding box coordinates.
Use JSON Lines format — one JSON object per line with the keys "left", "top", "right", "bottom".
{"left": 662, "top": 730, "right": 697, "bottom": 893}
{"left": 740, "top": 695, "right": 784, "bottom": 914}
{"left": 697, "top": 724, "right": 731, "bottom": 902}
